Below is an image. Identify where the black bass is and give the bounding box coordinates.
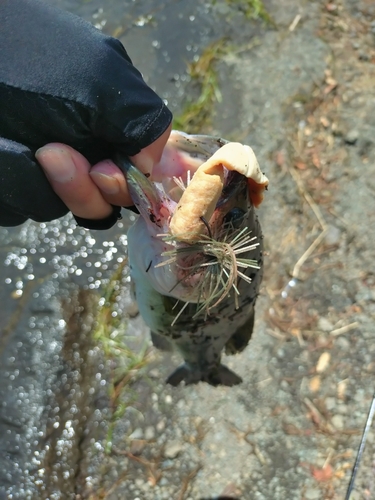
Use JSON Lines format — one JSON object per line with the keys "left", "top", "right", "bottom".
{"left": 115, "top": 131, "right": 268, "bottom": 386}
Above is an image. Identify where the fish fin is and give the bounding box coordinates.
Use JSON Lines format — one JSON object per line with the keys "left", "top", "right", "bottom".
{"left": 166, "top": 365, "right": 192, "bottom": 386}
{"left": 209, "top": 365, "right": 242, "bottom": 386}
{"left": 200, "top": 497, "right": 238, "bottom": 500}
{"left": 150, "top": 331, "right": 174, "bottom": 352}
{"left": 166, "top": 364, "right": 242, "bottom": 387}
{"left": 225, "top": 307, "right": 255, "bottom": 355}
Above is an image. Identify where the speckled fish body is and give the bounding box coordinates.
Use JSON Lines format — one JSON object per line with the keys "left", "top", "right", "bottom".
{"left": 116, "top": 131, "right": 265, "bottom": 386}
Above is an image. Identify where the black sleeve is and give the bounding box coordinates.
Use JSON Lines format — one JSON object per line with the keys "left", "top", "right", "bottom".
{"left": 0, "top": 138, "right": 69, "bottom": 226}
{"left": 0, "top": 0, "right": 172, "bottom": 227}
{"left": 0, "top": 137, "right": 123, "bottom": 228}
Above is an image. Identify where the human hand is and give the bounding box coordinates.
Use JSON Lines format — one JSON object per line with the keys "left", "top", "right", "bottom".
{"left": 0, "top": 0, "right": 172, "bottom": 228}
{"left": 35, "top": 125, "right": 171, "bottom": 224}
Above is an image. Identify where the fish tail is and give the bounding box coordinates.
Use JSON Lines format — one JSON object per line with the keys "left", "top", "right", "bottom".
{"left": 166, "top": 363, "right": 242, "bottom": 387}
{"left": 150, "top": 331, "right": 174, "bottom": 352}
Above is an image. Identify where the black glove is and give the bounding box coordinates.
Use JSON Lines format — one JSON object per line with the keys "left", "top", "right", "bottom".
{"left": 0, "top": 0, "right": 172, "bottom": 228}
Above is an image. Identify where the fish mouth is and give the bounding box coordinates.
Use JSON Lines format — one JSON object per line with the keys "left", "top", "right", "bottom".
{"left": 114, "top": 137, "right": 261, "bottom": 318}
{"left": 113, "top": 132, "right": 230, "bottom": 231}
{"left": 113, "top": 153, "right": 172, "bottom": 231}
{"left": 210, "top": 170, "right": 249, "bottom": 232}
{"left": 157, "top": 171, "right": 260, "bottom": 320}
{"left": 114, "top": 149, "right": 249, "bottom": 234}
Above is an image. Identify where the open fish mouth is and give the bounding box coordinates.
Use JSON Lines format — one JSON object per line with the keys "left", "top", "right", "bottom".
{"left": 114, "top": 131, "right": 268, "bottom": 322}
{"left": 157, "top": 185, "right": 261, "bottom": 321}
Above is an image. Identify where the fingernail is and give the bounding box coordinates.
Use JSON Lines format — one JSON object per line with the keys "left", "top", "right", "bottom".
{"left": 130, "top": 151, "right": 154, "bottom": 176}
{"left": 90, "top": 171, "right": 120, "bottom": 194}
{"left": 36, "top": 146, "right": 76, "bottom": 183}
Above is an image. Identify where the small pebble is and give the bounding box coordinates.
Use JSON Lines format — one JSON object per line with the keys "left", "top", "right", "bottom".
{"left": 130, "top": 439, "right": 146, "bottom": 455}
{"left": 337, "top": 403, "right": 348, "bottom": 415}
{"left": 145, "top": 426, "right": 155, "bottom": 440}
{"left": 336, "top": 337, "right": 350, "bottom": 349}
{"left": 325, "top": 397, "right": 336, "bottom": 411}
{"left": 348, "top": 491, "right": 361, "bottom": 500}
{"left": 277, "top": 348, "right": 285, "bottom": 359}
{"left": 317, "top": 317, "right": 334, "bottom": 332}
{"left": 344, "top": 129, "right": 359, "bottom": 145}
{"left": 324, "top": 225, "right": 341, "bottom": 246}
{"left": 125, "top": 301, "right": 139, "bottom": 318}
{"left": 129, "top": 427, "right": 143, "bottom": 440}
{"left": 164, "top": 441, "right": 183, "bottom": 459}
{"left": 331, "top": 414, "right": 344, "bottom": 430}
{"left": 304, "top": 487, "right": 321, "bottom": 500}
{"left": 366, "top": 431, "right": 374, "bottom": 444}
{"left": 358, "top": 52, "right": 370, "bottom": 62}
{"left": 157, "top": 419, "right": 166, "bottom": 432}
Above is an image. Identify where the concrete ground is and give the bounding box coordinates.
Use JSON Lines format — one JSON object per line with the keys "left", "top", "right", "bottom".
{"left": 0, "top": 0, "right": 374, "bottom": 499}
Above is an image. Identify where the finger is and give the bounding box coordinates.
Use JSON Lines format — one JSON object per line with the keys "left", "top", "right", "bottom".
{"left": 91, "top": 124, "right": 172, "bottom": 204}
{"left": 129, "top": 123, "right": 172, "bottom": 175}
{"left": 89, "top": 160, "right": 133, "bottom": 206}
{"left": 36, "top": 144, "right": 113, "bottom": 220}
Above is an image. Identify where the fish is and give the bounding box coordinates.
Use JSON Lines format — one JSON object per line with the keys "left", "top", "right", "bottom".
{"left": 115, "top": 131, "right": 268, "bottom": 387}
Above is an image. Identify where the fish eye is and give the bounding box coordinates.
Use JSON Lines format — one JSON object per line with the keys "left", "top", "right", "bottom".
{"left": 223, "top": 208, "right": 246, "bottom": 228}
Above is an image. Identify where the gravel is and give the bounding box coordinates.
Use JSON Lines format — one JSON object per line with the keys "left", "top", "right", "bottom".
{"left": 1, "top": 0, "right": 375, "bottom": 499}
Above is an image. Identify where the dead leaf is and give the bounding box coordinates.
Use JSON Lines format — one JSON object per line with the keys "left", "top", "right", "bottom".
{"left": 320, "top": 116, "right": 330, "bottom": 128}
{"left": 275, "top": 150, "right": 285, "bottom": 167}
{"left": 316, "top": 352, "right": 331, "bottom": 373}
{"left": 325, "top": 3, "right": 338, "bottom": 12}
{"left": 309, "top": 375, "right": 321, "bottom": 392}
{"left": 312, "top": 151, "right": 321, "bottom": 168}
{"left": 326, "top": 76, "right": 337, "bottom": 87}
{"left": 294, "top": 160, "right": 307, "bottom": 170}
{"left": 337, "top": 379, "right": 347, "bottom": 400}
{"left": 324, "top": 81, "right": 338, "bottom": 94}
{"left": 311, "top": 463, "right": 334, "bottom": 482}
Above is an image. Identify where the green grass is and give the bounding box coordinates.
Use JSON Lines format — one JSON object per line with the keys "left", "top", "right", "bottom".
{"left": 92, "top": 262, "right": 151, "bottom": 454}
{"left": 173, "top": 1, "right": 274, "bottom": 133}
{"left": 225, "top": 0, "right": 274, "bottom": 24}
{"left": 173, "top": 39, "right": 233, "bottom": 133}
{"left": 209, "top": 0, "right": 275, "bottom": 25}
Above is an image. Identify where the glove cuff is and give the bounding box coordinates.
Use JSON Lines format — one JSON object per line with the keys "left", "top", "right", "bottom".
{"left": 74, "top": 205, "right": 122, "bottom": 230}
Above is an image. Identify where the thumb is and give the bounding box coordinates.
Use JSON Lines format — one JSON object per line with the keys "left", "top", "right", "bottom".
{"left": 36, "top": 144, "right": 114, "bottom": 220}
{"left": 129, "top": 123, "right": 172, "bottom": 176}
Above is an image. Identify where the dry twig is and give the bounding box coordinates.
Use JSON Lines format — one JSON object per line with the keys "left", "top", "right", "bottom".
{"left": 286, "top": 166, "right": 328, "bottom": 280}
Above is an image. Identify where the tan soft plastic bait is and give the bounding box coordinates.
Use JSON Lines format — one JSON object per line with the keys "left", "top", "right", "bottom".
{"left": 169, "top": 142, "right": 269, "bottom": 242}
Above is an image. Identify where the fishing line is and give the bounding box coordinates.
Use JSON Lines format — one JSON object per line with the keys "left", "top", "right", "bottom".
{"left": 345, "top": 390, "right": 375, "bottom": 500}
{"left": 199, "top": 216, "right": 213, "bottom": 239}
